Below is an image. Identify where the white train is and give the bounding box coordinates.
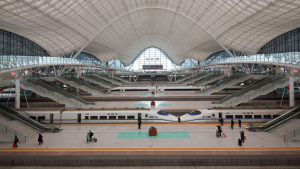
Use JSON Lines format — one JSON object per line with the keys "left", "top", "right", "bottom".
{"left": 109, "top": 86, "right": 205, "bottom": 93}
{"left": 26, "top": 109, "right": 178, "bottom": 123}
{"left": 25, "top": 108, "right": 283, "bottom": 123}
{"left": 180, "top": 108, "right": 283, "bottom": 122}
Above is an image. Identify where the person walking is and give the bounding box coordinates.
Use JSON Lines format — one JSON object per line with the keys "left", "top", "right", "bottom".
{"left": 38, "top": 134, "right": 43, "bottom": 145}
{"left": 14, "top": 136, "right": 19, "bottom": 148}
{"left": 230, "top": 119, "right": 234, "bottom": 129}
{"left": 216, "top": 126, "right": 219, "bottom": 138}
{"left": 138, "top": 118, "right": 142, "bottom": 129}
{"left": 238, "top": 119, "right": 242, "bottom": 128}
{"left": 89, "top": 130, "right": 94, "bottom": 141}
{"left": 220, "top": 118, "right": 224, "bottom": 126}
{"left": 241, "top": 131, "right": 245, "bottom": 143}
{"left": 86, "top": 133, "right": 90, "bottom": 143}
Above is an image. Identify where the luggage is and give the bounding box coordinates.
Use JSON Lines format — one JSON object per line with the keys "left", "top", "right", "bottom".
{"left": 223, "top": 133, "right": 226, "bottom": 137}
{"left": 93, "top": 138, "right": 97, "bottom": 142}
{"left": 13, "top": 143, "right": 16, "bottom": 148}
{"left": 238, "top": 139, "right": 242, "bottom": 146}
{"left": 244, "top": 136, "right": 246, "bottom": 140}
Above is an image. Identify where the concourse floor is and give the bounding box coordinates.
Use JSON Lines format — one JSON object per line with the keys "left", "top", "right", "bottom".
{"left": 0, "top": 123, "right": 299, "bottom": 150}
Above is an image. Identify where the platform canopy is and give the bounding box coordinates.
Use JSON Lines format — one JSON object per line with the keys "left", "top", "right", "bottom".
{"left": 0, "top": 0, "right": 300, "bottom": 66}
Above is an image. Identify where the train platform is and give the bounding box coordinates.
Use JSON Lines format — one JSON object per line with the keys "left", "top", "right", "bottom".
{"left": 0, "top": 123, "right": 300, "bottom": 167}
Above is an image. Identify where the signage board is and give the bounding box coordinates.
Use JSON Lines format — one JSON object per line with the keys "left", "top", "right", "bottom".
{"left": 142, "top": 65, "right": 163, "bottom": 69}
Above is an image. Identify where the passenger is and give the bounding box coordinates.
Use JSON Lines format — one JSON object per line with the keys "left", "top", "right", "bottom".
{"left": 241, "top": 131, "right": 244, "bottom": 142}
{"left": 220, "top": 118, "right": 224, "bottom": 126}
{"left": 230, "top": 119, "right": 234, "bottom": 129}
{"left": 212, "top": 114, "right": 215, "bottom": 121}
{"left": 138, "top": 118, "right": 142, "bottom": 129}
{"left": 86, "top": 133, "right": 90, "bottom": 143}
{"left": 218, "top": 126, "right": 222, "bottom": 137}
{"left": 89, "top": 130, "right": 93, "bottom": 141}
{"left": 238, "top": 119, "right": 241, "bottom": 128}
{"left": 14, "top": 136, "right": 19, "bottom": 148}
{"left": 216, "top": 126, "right": 219, "bottom": 138}
{"left": 38, "top": 134, "right": 43, "bottom": 145}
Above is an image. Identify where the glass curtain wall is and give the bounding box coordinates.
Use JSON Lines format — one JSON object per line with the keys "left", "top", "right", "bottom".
{"left": 126, "top": 47, "right": 180, "bottom": 72}
{"left": 0, "top": 29, "right": 49, "bottom": 56}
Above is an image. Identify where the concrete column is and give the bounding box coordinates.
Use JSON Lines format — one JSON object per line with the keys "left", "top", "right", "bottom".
{"left": 15, "top": 71, "right": 20, "bottom": 109}
{"left": 227, "top": 66, "right": 232, "bottom": 77}
{"left": 129, "top": 73, "right": 131, "bottom": 81}
{"left": 289, "top": 68, "right": 295, "bottom": 107}
{"left": 76, "top": 67, "right": 80, "bottom": 92}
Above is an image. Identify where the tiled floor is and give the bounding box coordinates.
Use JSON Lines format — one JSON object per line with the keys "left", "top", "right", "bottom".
{"left": 0, "top": 124, "right": 299, "bottom": 150}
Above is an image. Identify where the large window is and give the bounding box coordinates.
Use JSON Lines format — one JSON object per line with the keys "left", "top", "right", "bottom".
{"left": 126, "top": 47, "right": 180, "bottom": 71}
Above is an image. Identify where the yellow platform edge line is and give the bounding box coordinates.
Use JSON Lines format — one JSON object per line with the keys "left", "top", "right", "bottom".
{"left": 1, "top": 147, "right": 300, "bottom": 151}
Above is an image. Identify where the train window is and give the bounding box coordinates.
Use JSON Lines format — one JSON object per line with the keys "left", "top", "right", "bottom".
{"left": 254, "top": 115, "right": 262, "bottom": 118}
{"left": 118, "top": 116, "right": 126, "bottom": 119}
{"left": 29, "top": 116, "right": 36, "bottom": 120}
{"left": 273, "top": 115, "right": 280, "bottom": 118}
{"left": 100, "top": 116, "right": 107, "bottom": 119}
{"left": 226, "top": 115, "right": 234, "bottom": 118}
{"left": 127, "top": 116, "right": 135, "bottom": 119}
{"left": 245, "top": 115, "right": 252, "bottom": 118}
{"left": 90, "top": 116, "right": 98, "bottom": 119}
{"left": 85, "top": 116, "right": 89, "bottom": 119}
{"left": 109, "top": 116, "right": 116, "bottom": 119}
{"left": 264, "top": 115, "right": 272, "bottom": 118}
{"left": 235, "top": 115, "right": 243, "bottom": 118}
{"left": 188, "top": 110, "right": 201, "bottom": 115}
{"left": 157, "top": 110, "right": 169, "bottom": 115}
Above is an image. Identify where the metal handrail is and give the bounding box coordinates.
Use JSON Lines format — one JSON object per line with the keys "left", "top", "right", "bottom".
{"left": 284, "top": 126, "right": 300, "bottom": 142}
{"left": 0, "top": 122, "right": 27, "bottom": 143}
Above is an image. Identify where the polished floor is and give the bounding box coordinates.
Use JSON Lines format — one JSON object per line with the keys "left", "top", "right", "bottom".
{"left": 0, "top": 123, "right": 299, "bottom": 150}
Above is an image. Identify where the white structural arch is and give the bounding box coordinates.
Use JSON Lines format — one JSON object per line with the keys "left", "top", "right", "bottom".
{"left": 1, "top": 0, "right": 300, "bottom": 65}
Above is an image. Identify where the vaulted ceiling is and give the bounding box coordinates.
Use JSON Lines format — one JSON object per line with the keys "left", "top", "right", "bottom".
{"left": 1, "top": 0, "right": 300, "bottom": 66}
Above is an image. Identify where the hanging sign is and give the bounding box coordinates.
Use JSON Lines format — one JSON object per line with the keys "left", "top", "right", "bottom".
{"left": 142, "top": 65, "right": 163, "bottom": 69}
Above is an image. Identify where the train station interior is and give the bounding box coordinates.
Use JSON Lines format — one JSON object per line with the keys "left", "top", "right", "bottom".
{"left": 1, "top": 0, "right": 300, "bottom": 168}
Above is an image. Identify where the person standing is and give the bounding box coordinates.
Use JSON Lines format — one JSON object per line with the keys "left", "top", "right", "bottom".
{"left": 138, "top": 118, "right": 142, "bottom": 129}
{"left": 216, "top": 126, "right": 219, "bottom": 138}
{"left": 220, "top": 118, "right": 224, "bottom": 126}
{"left": 241, "top": 131, "right": 244, "bottom": 143}
{"left": 218, "top": 126, "right": 222, "bottom": 137}
{"left": 14, "top": 136, "right": 19, "bottom": 148}
{"left": 230, "top": 119, "right": 234, "bottom": 129}
{"left": 238, "top": 119, "right": 241, "bottom": 128}
{"left": 38, "top": 134, "right": 43, "bottom": 145}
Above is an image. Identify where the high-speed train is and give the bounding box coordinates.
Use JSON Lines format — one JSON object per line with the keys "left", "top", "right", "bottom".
{"left": 109, "top": 86, "right": 205, "bottom": 93}
{"left": 180, "top": 108, "right": 283, "bottom": 122}
{"left": 25, "top": 108, "right": 283, "bottom": 123}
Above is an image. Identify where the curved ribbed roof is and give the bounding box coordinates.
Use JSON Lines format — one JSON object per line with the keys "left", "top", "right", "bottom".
{"left": 1, "top": 0, "right": 300, "bottom": 65}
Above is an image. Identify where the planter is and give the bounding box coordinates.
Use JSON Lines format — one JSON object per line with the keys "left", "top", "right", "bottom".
{"left": 149, "top": 128, "right": 157, "bottom": 136}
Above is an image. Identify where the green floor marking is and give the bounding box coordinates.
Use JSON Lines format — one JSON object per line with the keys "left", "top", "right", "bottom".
{"left": 134, "top": 104, "right": 149, "bottom": 107}
{"left": 157, "top": 104, "right": 172, "bottom": 106}
{"left": 117, "top": 131, "right": 190, "bottom": 139}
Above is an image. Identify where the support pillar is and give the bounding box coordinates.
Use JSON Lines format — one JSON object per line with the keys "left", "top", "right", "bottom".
{"left": 227, "top": 66, "right": 232, "bottom": 77}
{"left": 15, "top": 71, "right": 20, "bottom": 109}
{"left": 289, "top": 68, "right": 295, "bottom": 107}
{"left": 76, "top": 67, "right": 80, "bottom": 92}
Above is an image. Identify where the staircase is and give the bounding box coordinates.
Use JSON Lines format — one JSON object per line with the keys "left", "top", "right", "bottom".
{"left": 0, "top": 103, "right": 47, "bottom": 133}
{"left": 0, "top": 114, "right": 38, "bottom": 142}
{"left": 268, "top": 119, "right": 300, "bottom": 141}
{"left": 180, "top": 73, "right": 211, "bottom": 85}
{"left": 55, "top": 76, "right": 106, "bottom": 95}
{"left": 172, "top": 74, "right": 194, "bottom": 83}
{"left": 198, "top": 74, "right": 251, "bottom": 95}
{"left": 112, "top": 74, "right": 132, "bottom": 84}
{"left": 17, "top": 78, "right": 93, "bottom": 108}
{"left": 192, "top": 74, "right": 227, "bottom": 86}
{"left": 80, "top": 75, "right": 116, "bottom": 89}
{"left": 93, "top": 74, "right": 125, "bottom": 86}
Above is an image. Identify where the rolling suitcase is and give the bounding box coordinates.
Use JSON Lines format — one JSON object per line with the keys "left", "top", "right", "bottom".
{"left": 238, "top": 139, "right": 242, "bottom": 146}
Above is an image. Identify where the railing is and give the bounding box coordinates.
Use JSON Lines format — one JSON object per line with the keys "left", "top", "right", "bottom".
{"left": 21, "top": 79, "right": 86, "bottom": 107}
{"left": 38, "top": 78, "right": 95, "bottom": 105}
{"left": 193, "top": 74, "right": 225, "bottom": 86}
{"left": 81, "top": 75, "right": 116, "bottom": 89}
{"left": 0, "top": 122, "right": 26, "bottom": 143}
{"left": 198, "top": 75, "right": 243, "bottom": 93}
{"left": 284, "top": 127, "right": 300, "bottom": 142}
{"left": 0, "top": 107, "right": 44, "bottom": 132}
{"left": 225, "top": 75, "right": 293, "bottom": 106}
{"left": 212, "top": 75, "right": 270, "bottom": 104}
